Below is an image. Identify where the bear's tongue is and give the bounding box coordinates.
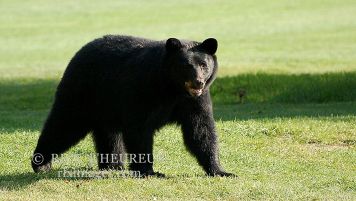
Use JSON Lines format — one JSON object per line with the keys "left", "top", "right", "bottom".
{"left": 189, "top": 88, "right": 203, "bottom": 96}
{"left": 184, "top": 82, "right": 203, "bottom": 96}
{"left": 191, "top": 88, "right": 202, "bottom": 93}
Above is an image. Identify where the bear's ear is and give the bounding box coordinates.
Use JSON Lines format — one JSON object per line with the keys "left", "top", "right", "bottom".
{"left": 200, "top": 38, "right": 218, "bottom": 55}
{"left": 166, "top": 38, "right": 183, "bottom": 52}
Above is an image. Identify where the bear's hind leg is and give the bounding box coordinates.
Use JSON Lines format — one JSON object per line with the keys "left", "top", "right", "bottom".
{"left": 32, "top": 111, "right": 90, "bottom": 173}
{"left": 93, "top": 130, "right": 125, "bottom": 170}
{"left": 123, "top": 130, "right": 163, "bottom": 177}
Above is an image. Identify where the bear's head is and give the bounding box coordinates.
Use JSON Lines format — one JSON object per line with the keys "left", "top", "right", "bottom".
{"left": 165, "top": 38, "right": 218, "bottom": 97}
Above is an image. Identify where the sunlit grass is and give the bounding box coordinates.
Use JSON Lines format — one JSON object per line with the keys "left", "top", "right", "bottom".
{"left": 1, "top": 0, "right": 356, "bottom": 78}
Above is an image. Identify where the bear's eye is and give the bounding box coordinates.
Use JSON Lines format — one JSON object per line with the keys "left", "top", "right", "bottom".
{"left": 199, "top": 62, "right": 207, "bottom": 68}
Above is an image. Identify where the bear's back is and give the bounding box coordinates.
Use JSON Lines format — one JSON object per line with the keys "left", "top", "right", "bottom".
{"left": 65, "top": 35, "right": 164, "bottom": 78}
{"left": 82, "top": 35, "right": 158, "bottom": 56}
{"left": 99, "top": 35, "right": 154, "bottom": 51}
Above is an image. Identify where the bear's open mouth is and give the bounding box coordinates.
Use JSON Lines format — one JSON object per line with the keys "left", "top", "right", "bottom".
{"left": 188, "top": 88, "right": 203, "bottom": 96}
{"left": 185, "top": 82, "right": 204, "bottom": 97}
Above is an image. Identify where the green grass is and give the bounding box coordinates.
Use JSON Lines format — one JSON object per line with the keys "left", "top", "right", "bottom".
{"left": 211, "top": 72, "right": 356, "bottom": 104}
{"left": 1, "top": 0, "right": 356, "bottom": 77}
{"left": 0, "top": 104, "right": 355, "bottom": 200}
{"left": 1, "top": 0, "right": 356, "bottom": 200}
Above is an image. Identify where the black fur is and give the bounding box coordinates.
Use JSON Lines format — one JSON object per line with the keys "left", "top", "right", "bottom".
{"left": 31, "top": 35, "right": 234, "bottom": 177}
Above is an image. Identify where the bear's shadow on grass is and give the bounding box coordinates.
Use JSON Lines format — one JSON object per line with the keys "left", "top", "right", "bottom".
{"left": 0, "top": 171, "right": 114, "bottom": 190}
{"left": 0, "top": 172, "right": 50, "bottom": 190}
{"left": 0, "top": 170, "right": 125, "bottom": 190}
{"left": 0, "top": 170, "right": 211, "bottom": 190}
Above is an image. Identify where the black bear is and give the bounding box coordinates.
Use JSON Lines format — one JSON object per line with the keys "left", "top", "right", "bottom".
{"left": 31, "top": 35, "right": 234, "bottom": 177}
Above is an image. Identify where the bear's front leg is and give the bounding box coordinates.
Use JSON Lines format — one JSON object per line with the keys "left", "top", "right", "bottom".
{"left": 176, "top": 94, "right": 235, "bottom": 177}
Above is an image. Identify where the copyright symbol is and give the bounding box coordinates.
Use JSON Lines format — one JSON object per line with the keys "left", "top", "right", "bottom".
{"left": 32, "top": 153, "right": 44, "bottom": 165}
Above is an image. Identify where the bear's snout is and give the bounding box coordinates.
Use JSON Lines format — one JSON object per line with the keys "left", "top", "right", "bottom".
{"left": 193, "top": 79, "right": 205, "bottom": 89}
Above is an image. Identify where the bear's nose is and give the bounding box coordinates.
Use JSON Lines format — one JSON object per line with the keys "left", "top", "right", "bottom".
{"left": 193, "top": 79, "right": 204, "bottom": 89}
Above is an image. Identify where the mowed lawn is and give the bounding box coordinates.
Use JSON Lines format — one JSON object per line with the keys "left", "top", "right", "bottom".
{"left": 0, "top": 0, "right": 356, "bottom": 200}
